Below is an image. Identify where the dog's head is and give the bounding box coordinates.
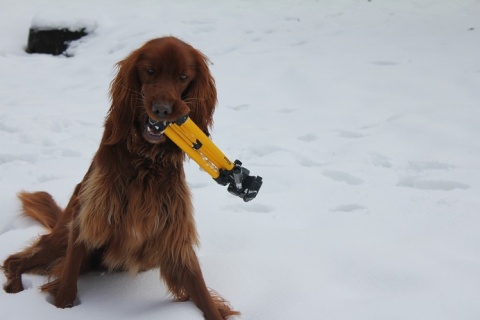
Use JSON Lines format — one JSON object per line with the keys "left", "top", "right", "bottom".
{"left": 104, "top": 37, "right": 217, "bottom": 145}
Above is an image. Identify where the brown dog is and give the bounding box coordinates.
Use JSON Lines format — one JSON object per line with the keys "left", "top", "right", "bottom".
{"left": 3, "top": 37, "right": 239, "bottom": 320}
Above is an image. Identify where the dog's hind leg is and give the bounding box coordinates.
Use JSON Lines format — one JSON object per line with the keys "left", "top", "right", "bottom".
{"left": 3, "top": 229, "right": 68, "bottom": 293}
{"left": 3, "top": 184, "right": 83, "bottom": 294}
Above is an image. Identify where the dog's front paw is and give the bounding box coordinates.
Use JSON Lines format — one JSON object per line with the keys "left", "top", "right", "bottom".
{"left": 54, "top": 286, "right": 77, "bottom": 308}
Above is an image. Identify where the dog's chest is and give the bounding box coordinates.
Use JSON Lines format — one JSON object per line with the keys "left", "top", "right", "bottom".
{"left": 76, "top": 167, "right": 178, "bottom": 255}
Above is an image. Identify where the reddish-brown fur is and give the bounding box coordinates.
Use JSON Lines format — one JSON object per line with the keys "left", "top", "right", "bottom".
{"left": 2, "top": 37, "right": 239, "bottom": 319}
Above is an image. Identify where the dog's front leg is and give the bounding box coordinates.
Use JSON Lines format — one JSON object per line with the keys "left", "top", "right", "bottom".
{"left": 162, "top": 249, "right": 224, "bottom": 320}
{"left": 54, "top": 223, "right": 86, "bottom": 308}
{"left": 184, "top": 256, "right": 223, "bottom": 320}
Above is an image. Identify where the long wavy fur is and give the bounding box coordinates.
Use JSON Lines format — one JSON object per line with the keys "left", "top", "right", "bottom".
{"left": 3, "top": 37, "right": 238, "bottom": 320}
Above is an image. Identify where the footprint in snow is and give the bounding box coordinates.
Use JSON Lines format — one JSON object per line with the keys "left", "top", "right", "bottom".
{"left": 276, "top": 108, "right": 296, "bottom": 114}
{"left": 221, "top": 203, "right": 273, "bottom": 213}
{"left": 250, "top": 145, "right": 283, "bottom": 157}
{"left": 291, "top": 39, "right": 307, "bottom": 46}
{"left": 298, "top": 156, "right": 323, "bottom": 167}
{"left": 297, "top": 133, "right": 317, "bottom": 142}
{"left": 371, "top": 61, "right": 401, "bottom": 66}
{"left": 371, "top": 154, "right": 392, "bottom": 168}
{"left": 407, "top": 161, "right": 455, "bottom": 172}
{"left": 227, "top": 104, "right": 249, "bottom": 111}
{"left": 334, "top": 130, "right": 365, "bottom": 139}
{"left": 396, "top": 160, "right": 467, "bottom": 190}
{"left": 0, "top": 153, "right": 36, "bottom": 165}
{"left": 331, "top": 204, "right": 366, "bottom": 213}
{"left": 323, "top": 170, "right": 364, "bottom": 185}
{"left": 397, "top": 177, "right": 469, "bottom": 191}
{"left": 0, "top": 121, "right": 16, "bottom": 133}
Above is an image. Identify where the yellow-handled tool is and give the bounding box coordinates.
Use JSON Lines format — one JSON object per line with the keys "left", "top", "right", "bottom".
{"left": 164, "top": 116, "right": 262, "bottom": 202}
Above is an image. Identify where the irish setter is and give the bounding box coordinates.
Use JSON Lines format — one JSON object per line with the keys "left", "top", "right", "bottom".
{"left": 2, "top": 37, "right": 239, "bottom": 319}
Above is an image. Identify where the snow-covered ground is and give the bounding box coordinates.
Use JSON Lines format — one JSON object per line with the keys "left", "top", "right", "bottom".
{"left": 1, "top": 1, "right": 480, "bottom": 319}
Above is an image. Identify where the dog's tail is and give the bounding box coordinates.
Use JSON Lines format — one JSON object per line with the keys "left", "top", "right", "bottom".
{"left": 18, "top": 191, "right": 63, "bottom": 231}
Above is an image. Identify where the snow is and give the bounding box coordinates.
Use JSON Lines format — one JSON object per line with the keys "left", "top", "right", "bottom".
{"left": 28, "top": 7, "right": 98, "bottom": 33}
{"left": 1, "top": 0, "right": 480, "bottom": 319}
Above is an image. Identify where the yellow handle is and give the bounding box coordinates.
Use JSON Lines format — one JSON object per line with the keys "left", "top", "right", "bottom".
{"left": 163, "top": 117, "right": 234, "bottom": 179}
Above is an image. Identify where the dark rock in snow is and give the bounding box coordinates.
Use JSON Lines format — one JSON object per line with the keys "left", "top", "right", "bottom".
{"left": 26, "top": 27, "right": 88, "bottom": 56}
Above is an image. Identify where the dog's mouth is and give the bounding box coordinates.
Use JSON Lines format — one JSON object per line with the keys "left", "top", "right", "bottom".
{"left": 143, "top": 117, "right": 168, "bottom": 143}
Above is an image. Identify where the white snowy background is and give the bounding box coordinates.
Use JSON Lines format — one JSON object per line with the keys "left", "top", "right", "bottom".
{"left": 1, "top": 0, "right": 479, "bottom": 319}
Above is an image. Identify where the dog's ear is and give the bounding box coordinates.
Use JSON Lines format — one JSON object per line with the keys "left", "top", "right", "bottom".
{"left": 185, "top": 49, "right": 217, "bottom": 133}
{"left": 102, "top": 52, "right": 141, "bottom": 145}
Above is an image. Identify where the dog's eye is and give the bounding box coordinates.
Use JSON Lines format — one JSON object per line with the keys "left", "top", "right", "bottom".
{"left": 146, "top": 68, "right": 155, "bottom": 76}
{"left": 180, "top": 73, "right": 188, "bottom": 81}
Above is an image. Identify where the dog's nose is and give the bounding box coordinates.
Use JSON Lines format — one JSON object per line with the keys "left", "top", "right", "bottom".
{"left": 152, "top": 103, "right": 172, "bottom": 117}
